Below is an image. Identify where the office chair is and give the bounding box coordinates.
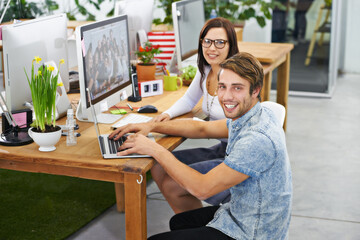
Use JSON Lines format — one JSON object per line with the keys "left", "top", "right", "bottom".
{"left": 261, "top": 101, "right": 286, "bottom": 126}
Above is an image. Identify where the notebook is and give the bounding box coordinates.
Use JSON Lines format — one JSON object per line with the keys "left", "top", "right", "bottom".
{"left": 88, "top": 90, "right": 153, "bottom": 159}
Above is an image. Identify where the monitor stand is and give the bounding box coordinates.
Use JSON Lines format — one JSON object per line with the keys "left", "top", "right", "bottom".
{"left": 76, "top": 99, "right": 123, "bottom": 124}
{"left": 0, "top": 127, "right": 33, "bottom": 146}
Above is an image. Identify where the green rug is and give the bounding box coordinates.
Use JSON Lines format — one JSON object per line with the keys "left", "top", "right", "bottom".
{"left": 0, "top": 169, "right": 116, "bottom": 240}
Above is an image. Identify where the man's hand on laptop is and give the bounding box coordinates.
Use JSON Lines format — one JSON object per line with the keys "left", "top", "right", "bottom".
{"left": 116, "top": 133, "right": 164, "bottom": 157}
{"left": 109, "top": 123, "right": 152, "bottom": 141}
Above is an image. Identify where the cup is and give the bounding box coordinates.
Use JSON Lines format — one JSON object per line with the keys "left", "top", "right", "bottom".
{"left": 163, "top": 74, "right": 183, "bottom": 91}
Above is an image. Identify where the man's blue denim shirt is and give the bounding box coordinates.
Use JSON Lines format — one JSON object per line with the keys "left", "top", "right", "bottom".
{"left": 207, "top": 102, "right": 293, "bottom": 240}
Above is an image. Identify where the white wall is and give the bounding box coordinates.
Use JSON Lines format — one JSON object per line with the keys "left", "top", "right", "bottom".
{"left": 341, "top": 0, "right": 360, "bottom": 74}
{"left": 243, "top": 18, "right": 272, "bottom": 43}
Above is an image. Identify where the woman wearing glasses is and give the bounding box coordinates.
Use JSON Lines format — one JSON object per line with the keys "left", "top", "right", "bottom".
{"left": 151, "top": 17, "right": 239, "bottom": 213}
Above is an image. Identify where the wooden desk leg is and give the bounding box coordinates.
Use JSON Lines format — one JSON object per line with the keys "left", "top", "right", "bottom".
{"left": 114, "top": 183, "right": 125, "bottom": 212}
{"left": 276, "top": 52, "right": 290, "bottom": 131}
{"left": 125, "top": 173, "right": 147, "bottom": 240}
{"left": 261, "top": 71, "right": 272, "bottom": 102}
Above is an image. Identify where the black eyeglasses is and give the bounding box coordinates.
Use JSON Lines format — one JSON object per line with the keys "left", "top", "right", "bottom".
{"left": 201, "top": 38, "right": 228, "bottom": 49}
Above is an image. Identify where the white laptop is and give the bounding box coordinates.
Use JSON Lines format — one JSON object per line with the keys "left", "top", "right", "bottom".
{"left": 88, "top": 90, "right": 153, "bottom": 159}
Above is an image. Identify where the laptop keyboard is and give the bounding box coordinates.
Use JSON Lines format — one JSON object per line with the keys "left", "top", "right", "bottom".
{"left": 99, "top": 135, "right": 127, "bottom": 154}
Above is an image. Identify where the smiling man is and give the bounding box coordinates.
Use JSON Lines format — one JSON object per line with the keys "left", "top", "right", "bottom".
{"left": 110, "top": 52, "right": 292, "bottom": 240}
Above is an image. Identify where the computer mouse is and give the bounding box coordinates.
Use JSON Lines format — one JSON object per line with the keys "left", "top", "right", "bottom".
{"left": 137, "top": 105, "right": 158, "bottom": 113}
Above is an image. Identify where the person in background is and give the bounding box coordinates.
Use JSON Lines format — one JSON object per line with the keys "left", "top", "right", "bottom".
{"left": 110, "top": 52, "right": 292, "bottom": 240}
{"left": 293, "top": 0, "right": 314, "bottom": 43}
{"left": 151, "top": 17, "right": 239, "bottom": 213}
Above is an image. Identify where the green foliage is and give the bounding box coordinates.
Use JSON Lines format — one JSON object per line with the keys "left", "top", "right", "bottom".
{"left": 135, "top": 41, "right": 162, "bottom": 64}
{"left": 24, "top": 57, "right": 64, "bottom": 132}
{"left": 66, "top": 0, "right": 107, "bottom": 21}
{"left": 153, "top": 0, "right": 181, "bottom": 25}
{"left": 324, "top": 0, "right": 332, "bottom": 7}
{"left": 204, "top": 0, "right": 286, "bottom": 28}
{"left": 153, "top": 0, "right": 285, "bottom": 28}
{"left": 181, "top": 65, "right": 197, "bottom": 81}
{"left": 1, "top": 0, "right": 59, "bottom": 22}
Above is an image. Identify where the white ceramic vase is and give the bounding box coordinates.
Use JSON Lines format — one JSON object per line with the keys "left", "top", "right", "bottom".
{"left": 28, "top": 127, "right": 62, "bottom": 152}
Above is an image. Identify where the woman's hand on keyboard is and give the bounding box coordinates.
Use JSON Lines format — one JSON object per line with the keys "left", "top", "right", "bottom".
{"left": 151, "top": 113, "right": 171, "bottom": 122}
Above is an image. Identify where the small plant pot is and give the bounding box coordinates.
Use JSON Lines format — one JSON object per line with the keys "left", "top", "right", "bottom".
{"left": 28, "top": 127, "right": 62, "bottom": 152}
{"left": 182, "top": 78, "right": 193, "bottom": 86}
{"left": 136, "top": 64, "right": 156, "bottom": 81}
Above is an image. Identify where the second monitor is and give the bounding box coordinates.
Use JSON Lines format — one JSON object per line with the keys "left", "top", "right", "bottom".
{"left": 75, "top": 15, "right": 133, "bottom": 123}
{"left": 2, "top": 14, "right": 70, "bottom": 112}
{"left": 172, "top": 0, "right": 205, "bottom": 69}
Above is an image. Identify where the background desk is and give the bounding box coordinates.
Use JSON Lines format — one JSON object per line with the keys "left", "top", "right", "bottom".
{"left": 0, "top": 87, "right": 201, "bottom": 240}
{"left": 238, "top": 42, "right": 294, "bottom": 130}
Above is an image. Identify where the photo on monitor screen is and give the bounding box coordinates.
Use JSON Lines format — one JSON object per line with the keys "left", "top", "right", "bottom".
{"left": 81, "top": 18, "right": 131, "bottom": 105}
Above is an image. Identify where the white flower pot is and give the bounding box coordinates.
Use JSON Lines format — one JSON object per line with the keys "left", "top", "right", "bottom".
{"left": 28, "top": 127, "right": 62, "bottom": 152}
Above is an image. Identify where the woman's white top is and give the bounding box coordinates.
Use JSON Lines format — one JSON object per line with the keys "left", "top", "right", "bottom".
{"left": 164, "top": 66, "right": 226, "bottom": 121}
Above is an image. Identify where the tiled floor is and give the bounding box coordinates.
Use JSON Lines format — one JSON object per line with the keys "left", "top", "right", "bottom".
{"left": 67, "top": 73, "right": 360, "bottom": 240}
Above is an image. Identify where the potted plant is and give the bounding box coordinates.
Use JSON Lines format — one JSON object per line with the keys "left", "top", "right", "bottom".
{"left": 25, "top": 56, "right": 64, "bottom": 152}
{"left": 180, "top": 65, "right": 197, "bottom": 86}
{"left": 135, "top": 41, "right": 162, "bottom": 81}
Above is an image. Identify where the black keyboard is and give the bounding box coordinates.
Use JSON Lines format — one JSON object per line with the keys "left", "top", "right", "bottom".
{"left": 99, "top": 135, "right": 127, "bottom": 154}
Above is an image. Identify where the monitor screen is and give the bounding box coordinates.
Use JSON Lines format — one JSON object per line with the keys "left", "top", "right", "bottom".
{"left": 2, "top": 14, "right": 69, "bottom": 111}
{"left": 76, "top": 15, "right": 132, "bottom": 123}
{"left": 172, "top": 0, "right": 205, "bottom": 69}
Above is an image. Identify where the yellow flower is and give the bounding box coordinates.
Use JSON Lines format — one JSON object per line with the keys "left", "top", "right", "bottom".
{"left": 59, "top": 59, "right": 65, "bottom": 65}
{"left": 57, "top": 82, "right": 63, "bottom": 87}
{"left": 48, "top": 65, "right": 54, "bottom": 72}
{"left": 38, "top": 70, "right": 42, "bottom": 76}
{"left": 34, "top": 56, "right": 42, "bottom": 64}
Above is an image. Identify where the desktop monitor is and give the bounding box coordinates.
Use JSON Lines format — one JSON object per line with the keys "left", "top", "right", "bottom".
{"left": 75, "top": 15, "right": 132, "bottom": 123}
{"left": 172, "top": 0, "right": 205, "bottom": 69}
{"left": 114, "top": 0, "right": 155, "bottom": 61}
{"left": 2, "top": 14, "right": 70, "bottom": 111}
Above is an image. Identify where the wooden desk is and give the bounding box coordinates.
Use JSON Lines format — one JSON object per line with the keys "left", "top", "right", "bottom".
{"left": 238, "top": 42, "right": 294, "bottom": 130}
{"left": 0, "top": 87, "right": 202, "bottom": 240}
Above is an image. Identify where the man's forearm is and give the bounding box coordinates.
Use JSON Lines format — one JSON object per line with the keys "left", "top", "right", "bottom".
{"left": 152, "top": 148, "right": 211, "bottom": 200}
{"left": 149, "top": 118, "right": 228, "bottom": 139}
{"left": 149, "top": 119, "right": 208, "bottom": 138}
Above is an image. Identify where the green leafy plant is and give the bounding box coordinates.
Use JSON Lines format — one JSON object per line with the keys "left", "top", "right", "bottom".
{"left": 1, "top": 0, "right": 59, "bottom": 22}
{"left": 152, "top": 0, "right": 285, "bottom": 28}
{"left": 24, "top": 57, "right": 64, "bottom": 132}
{"left": 181, "top": 65, "right": 197, "bottom": 81}
{"left": 66, "top": 0, "right": 107, "bottom": 21}
{"left": 135, "top": 41, "right": 162, "bottom": 65}
{"left": 204, "top": 0, "right": 286, "bottom": 28}
{"left": 153, "top": 0, "right": 180, "bottom": 25}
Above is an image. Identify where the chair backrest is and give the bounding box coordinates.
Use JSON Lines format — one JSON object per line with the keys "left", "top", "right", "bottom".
{"left": 261, "top": 101, "right": 286, "bottom": 127}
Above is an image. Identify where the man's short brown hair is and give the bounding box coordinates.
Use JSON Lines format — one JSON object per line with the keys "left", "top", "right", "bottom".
{"left": 219, "top": 52, "right": 264, "bottom": 100}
